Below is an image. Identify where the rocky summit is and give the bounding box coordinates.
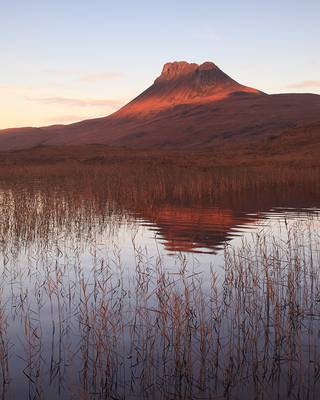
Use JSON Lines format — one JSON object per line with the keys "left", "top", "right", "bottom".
{"left": 0, "top": 60, "right": 319, "bottom": 151}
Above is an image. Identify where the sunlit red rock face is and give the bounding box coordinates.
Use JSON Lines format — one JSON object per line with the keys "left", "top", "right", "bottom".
{"left": 0, "top": 61, "right": 319, "bottom": 151}
{"left": 117, "top": 61, "right": 263, "bottom": 115}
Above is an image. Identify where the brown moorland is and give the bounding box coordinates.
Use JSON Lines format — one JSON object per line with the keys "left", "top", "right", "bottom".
{"left": 0, "top": 61, "right": 319, "bottom": 154}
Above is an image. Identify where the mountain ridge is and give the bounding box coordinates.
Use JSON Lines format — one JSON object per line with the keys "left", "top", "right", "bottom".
{"left": 0, "top": 60, "right": 319, "bottom": 152}
{"left": 117, "top": 61, "right": 263, "bottom": 116}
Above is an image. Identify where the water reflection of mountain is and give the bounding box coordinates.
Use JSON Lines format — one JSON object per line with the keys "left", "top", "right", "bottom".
{"left": 134, "top": 193, "right": 320, "bottom": 254}
{"left": 137, "top": 207, "right": 257, "bottom": 254}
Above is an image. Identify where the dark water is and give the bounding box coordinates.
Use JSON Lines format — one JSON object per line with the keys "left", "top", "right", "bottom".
{"left": 0, "top": 184, "right": 319, "bottom": 399}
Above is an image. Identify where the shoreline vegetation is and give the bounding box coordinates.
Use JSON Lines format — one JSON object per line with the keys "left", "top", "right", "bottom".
{"left": 0, "top": 145, "right": 319, "bottom": 201}
{"left": 0, "top": 207, "right": 318, "bottom": 398}
{"left": 1, "top": 140, "right": 320, "bottom": 167}
{"left": 0, "top": 145, "right": 319, "bottom": 398}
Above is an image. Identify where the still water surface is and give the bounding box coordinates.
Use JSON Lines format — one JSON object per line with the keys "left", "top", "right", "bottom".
{"left": 0, "top": 185, "right": 319, "bottom": 399}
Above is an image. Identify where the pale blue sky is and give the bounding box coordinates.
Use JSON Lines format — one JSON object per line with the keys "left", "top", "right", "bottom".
{"left": 1, "top": 0, "right": 319, "bottom": 128}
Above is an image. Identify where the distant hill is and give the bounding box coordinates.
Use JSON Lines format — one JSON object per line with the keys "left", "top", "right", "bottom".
{"left": 0, "top": 61, "right": 319, "bottom": 153}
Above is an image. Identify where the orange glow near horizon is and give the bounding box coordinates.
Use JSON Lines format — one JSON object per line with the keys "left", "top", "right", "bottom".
{"left": 0, "top": 85, "right": 127, "bottom": 129}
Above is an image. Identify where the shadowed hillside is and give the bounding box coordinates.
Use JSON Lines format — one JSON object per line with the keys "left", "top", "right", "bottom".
{"left": 0, "top": 61, "right": 319, "bottom": 154}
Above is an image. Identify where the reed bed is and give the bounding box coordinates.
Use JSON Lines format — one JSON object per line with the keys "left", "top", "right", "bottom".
{"left": 0, "top": 161, "right": 319, "bottom": 208}
{"left": 0, "top": 180, "right": 318, "bottom": 398}
{"left": 0, "top": 164, "right": 319, "bottom": 399}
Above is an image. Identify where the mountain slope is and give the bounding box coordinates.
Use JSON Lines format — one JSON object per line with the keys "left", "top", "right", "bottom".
{"left": 0, "top": 61, "right": 319, "bottom": 151}
{"left": 117, "top": 61, "right": 263, "bottom": 115}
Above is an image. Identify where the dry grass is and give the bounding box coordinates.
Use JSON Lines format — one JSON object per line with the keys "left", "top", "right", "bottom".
{"left": 0, "top": 156, "right": 319, "bottom": 398}
{"left": 0, "top": 203, "right": 319, "bottom": 398}
{"left": 0, "top": 151, "right": 319, "bottom": 209}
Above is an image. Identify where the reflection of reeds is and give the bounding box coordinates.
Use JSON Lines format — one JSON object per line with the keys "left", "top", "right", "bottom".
{"left": 0, "top": 167, "right": 319, "bottom": 398}
{"left": 0, "top": 164, "right": 319, "bottom": 257}
{"left": 0, "top": 211, "right": 319, "bottom": 398}
{"left": 0, "top": 291, "right": 8, "bottom": 400}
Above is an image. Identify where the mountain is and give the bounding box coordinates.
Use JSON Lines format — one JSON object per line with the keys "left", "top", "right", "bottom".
{"left": 118, "top": 61, "right": 263, "bottom": 114}
{"left": 0, "top": 61, "right": 319, "bottom": 151}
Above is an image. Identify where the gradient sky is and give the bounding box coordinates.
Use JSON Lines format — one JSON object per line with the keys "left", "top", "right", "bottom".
{"left": 1, "top": 0, "right": 319, "bottom": 129}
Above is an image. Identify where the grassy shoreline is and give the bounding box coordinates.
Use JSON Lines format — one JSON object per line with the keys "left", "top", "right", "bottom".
{"left": 0, "top": 141, "right": 319, "bottom": 168}
{"left": 0, "top": 145, "right": 319, "bottom": 398}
